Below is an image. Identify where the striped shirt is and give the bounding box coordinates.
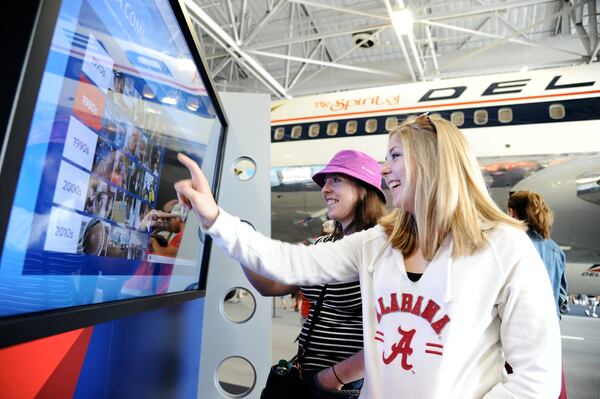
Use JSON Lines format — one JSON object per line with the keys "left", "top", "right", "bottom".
{"left": 298, "top": 234, "right": 363, "bottom": 372}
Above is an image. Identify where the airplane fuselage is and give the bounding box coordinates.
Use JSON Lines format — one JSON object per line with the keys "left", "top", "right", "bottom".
{"left": 270, "top": 63, "right": 600, "bottom": 296}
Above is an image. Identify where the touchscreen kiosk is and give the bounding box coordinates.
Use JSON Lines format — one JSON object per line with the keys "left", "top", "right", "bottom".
{"left": 0, "top": 0, "right": 226, "bottom": 345}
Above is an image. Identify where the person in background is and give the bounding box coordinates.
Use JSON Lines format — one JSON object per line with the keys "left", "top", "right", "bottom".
{"left": 292, "top": 292, "right": 300, "bottom": 312}
{"left": 298, "top": 290, "right": 310, "bottom": 324}
{"left": 507, "top": 190, "right": 568, "bottom": 399}
{"left": 149, "top": 200, "right": 187, "bottom": 257}
{"left": 278, "top": 293, "right": 292, "bottom": 310}
{"left": 174, "top": 114, "right": 561, "bottom": 398}
{"left": 243, "top": 149, "right": 386, "bottom": 398}
{"left": 585, "top": 296, "right": 599, "bottom": 318}
{"left": 507, "top": 191, "right": 568, "bottom": 318}
{"left": 122, "top": 200, "right": 188, "bottom": 297}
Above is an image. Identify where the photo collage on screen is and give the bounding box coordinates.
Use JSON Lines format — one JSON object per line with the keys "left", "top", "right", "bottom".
{"left": 83, "top": 74, "right": 163, "bottom": 260}
{"left": 44, "top": 33, "right": 165, "bottom": 262}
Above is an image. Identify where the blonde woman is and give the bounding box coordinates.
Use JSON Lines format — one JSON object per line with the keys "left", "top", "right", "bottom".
{"left": 174, "top": 115, "right": 561, "bottom": 398}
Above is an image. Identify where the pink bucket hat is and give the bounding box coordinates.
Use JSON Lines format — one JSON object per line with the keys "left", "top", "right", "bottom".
{"left": 312, "top": 150, "right": 386, "bottom": 203}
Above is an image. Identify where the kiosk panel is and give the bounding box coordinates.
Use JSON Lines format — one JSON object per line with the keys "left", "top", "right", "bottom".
{"left": 0, "top": 0, "right": 225, "bottom": 341}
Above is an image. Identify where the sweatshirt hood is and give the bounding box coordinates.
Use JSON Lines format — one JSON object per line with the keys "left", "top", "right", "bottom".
{"left": 367, "top": 234, "right": 454, "bottom": 303}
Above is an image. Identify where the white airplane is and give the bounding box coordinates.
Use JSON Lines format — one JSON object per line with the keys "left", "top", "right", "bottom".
{"left": 269, "top": 62, "right": 600, "bottom": 297}
{"left": 293, "top": 208, "right": 328, "bottom": 226}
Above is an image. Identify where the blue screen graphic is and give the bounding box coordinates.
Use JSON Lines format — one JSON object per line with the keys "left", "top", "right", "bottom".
{"left": 0, "top": 0, "right": 222, "bottom": 317}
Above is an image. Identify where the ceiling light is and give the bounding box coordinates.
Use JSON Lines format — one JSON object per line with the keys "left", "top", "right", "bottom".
{"left": 391, "top": 8, "right": 413, "bottom": 35}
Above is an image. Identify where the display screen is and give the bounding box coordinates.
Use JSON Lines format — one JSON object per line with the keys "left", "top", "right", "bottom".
{"left": 0, "top": 0, "right": 224, "bottom": 318}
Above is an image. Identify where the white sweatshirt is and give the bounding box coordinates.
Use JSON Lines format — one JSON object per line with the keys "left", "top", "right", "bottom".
{"left": 207, "top": 210, "right": 561, "bottom": 399}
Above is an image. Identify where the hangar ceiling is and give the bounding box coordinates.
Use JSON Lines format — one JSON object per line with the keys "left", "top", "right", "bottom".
{"left": 185, "top": 0, "right": 600, "bottom": 98}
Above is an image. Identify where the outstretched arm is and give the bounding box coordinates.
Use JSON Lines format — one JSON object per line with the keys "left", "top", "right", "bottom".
{"left": 241, "top": 266, "right": 298, "bottom": 296}
{"left": 175, "top": 153, "right": 361, "bottom": 286}
{"left": 174, "top": 153, "right": 220, "bottom": 228}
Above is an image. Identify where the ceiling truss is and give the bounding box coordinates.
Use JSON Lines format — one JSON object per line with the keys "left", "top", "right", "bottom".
{"left": 186, "top": 0, "right": 600, "bottom": 98}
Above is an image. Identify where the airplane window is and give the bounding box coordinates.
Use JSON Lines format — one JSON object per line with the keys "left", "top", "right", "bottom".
{"left": 451, "top": 111, "right": 464, "bottom": 126}
{"left": 498, "top": 108, "right": 513, "bottom": 123}
{"left": 142, "top": 83, "right": 156, "bottom": 99}
{"left": 273, "top": 127, "right": 285, "bottom": 140}
{"left": 345, "top": 120, "right": 358, "bottom": 134}
{"left": 474, "top": 110, "right": 488, "bottom": 125}
{"left": 291, "top": 125, "right": 302, "bottom": 139}
{"left": 308, "top": 124, "right": 320, "bottom": 137}
{"left": 385, "top": 116, "right": 398, "bottom": 131}
{"left": 327, "top": 122, "right": 339, "bottom": 136}
{"left": 185, "top": 96, "right": 200, "bottom": 112}
{"left": 549, "top": 103, "right": 565, "bottom": 120}
{"left": 365, "top": 119, "right": 378, "bottom": 133}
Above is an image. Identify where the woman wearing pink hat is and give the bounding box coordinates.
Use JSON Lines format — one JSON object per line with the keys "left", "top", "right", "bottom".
{"left": 174, "top": 115, "right": 561, "bottom": 399}
{"left": 240, "top": 149, "right": 386, "bottom": 398}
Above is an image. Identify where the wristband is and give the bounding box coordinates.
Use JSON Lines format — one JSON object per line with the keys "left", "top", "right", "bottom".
{"left": 331, "top": 364, "right": 346, "bottom": 386}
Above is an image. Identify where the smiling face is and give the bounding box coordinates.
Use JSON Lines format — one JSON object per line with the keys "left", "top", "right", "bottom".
{"left": 321, "top": 173, "right": 361, "bottom": 230}
{"left": 381, "top": 134, "right": 415, "bottom": 213}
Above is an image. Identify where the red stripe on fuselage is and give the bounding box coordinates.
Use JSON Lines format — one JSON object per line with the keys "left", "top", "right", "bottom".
{"left": 271, "top": 90, "right": 600, "bottom": 124}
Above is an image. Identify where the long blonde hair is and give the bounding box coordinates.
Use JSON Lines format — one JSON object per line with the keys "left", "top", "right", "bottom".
{"left": 379, "top": 115, "right": 523, "bottom": 260}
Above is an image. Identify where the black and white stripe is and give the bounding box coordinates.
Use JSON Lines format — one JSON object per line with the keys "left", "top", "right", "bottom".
{"left": 298, "top": 234, "right": 363, "bottom": 372}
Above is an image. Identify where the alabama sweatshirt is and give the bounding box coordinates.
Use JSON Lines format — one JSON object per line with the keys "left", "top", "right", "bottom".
{"left": 206, "top": 209, "right": 561, "bottom": 399}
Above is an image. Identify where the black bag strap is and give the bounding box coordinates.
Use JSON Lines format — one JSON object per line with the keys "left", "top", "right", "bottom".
{"left": 297, "top": 285, "right": 327, "bottom": 361}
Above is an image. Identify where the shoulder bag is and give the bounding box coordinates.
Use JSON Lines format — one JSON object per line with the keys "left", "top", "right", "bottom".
{"left": 260, "top": 286, "right": 327, "bottom": 399}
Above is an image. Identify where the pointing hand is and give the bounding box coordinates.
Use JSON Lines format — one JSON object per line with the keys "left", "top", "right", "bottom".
{"left": 174, "top": 153, "right": 219, "bottom": 228}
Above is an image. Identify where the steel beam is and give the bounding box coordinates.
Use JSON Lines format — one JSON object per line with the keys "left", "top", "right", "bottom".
{"left": 384, "top": 0, "right": 418, "bottom": 81}
{"left": 185, "top": 0, "right": 291, "bottom": 98}
{"left": 225, "top": 0, "right": 240, "bottom": 44}
{"left": 425, "top": 0, "right": 556, "bottom": 22}
{"left": 288, "top": 41, "right": 322, "bottom": 89}
{"left": 292, "top": 28, "right": 389, "bottom": 89}
{"left": 243, "top": 0, "right": 287, "bottom": 45}
{"left": 443, "top": 3, "right": 583, "bottom": 69}
{"left": 420, "top": 20, "right": 586, "bottom": 56}
{"left": 246, "top": 50, "right": 399, "bottom": 76}
{"left": 289, "top": 0, "right": 388, "bottom": 20}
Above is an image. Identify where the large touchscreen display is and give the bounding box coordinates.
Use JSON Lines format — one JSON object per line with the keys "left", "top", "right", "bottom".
{"left": 0, "top": 0, "right": 224, "bottom": 316}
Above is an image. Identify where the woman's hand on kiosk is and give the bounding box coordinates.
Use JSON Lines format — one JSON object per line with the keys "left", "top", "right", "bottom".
{"left": 174, "top": 153, "right": 219, "bottom": 229}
